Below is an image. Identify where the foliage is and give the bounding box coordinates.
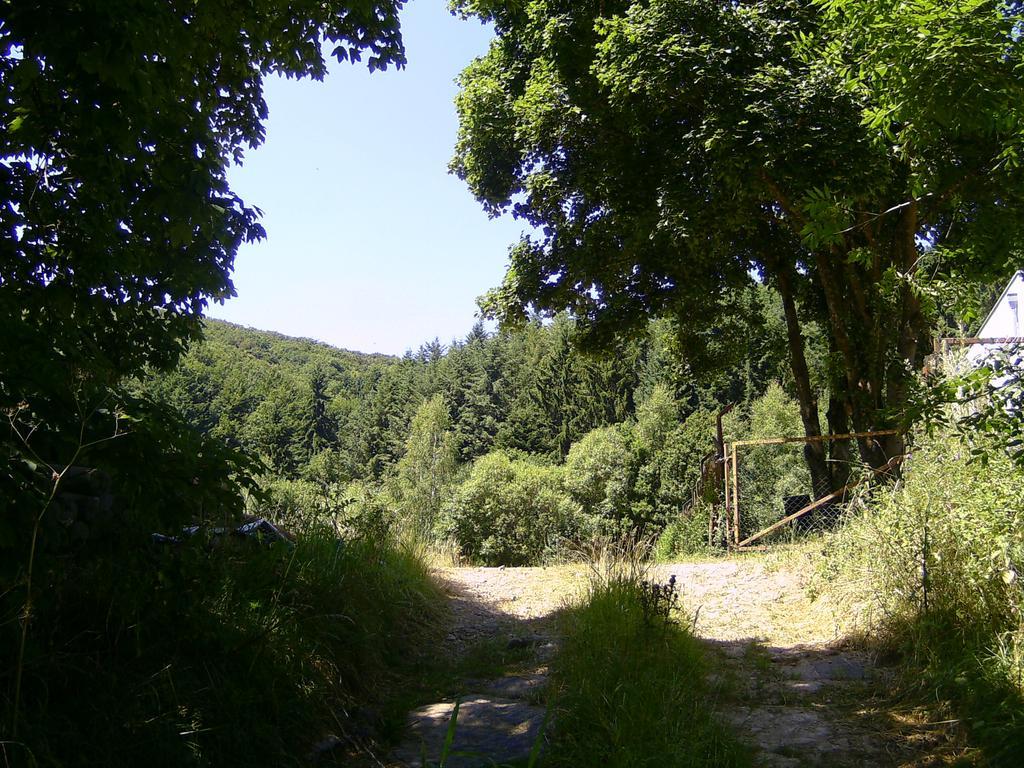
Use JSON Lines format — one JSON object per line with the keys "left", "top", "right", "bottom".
{"left": 336, "top": 478, "right": 402, "bottom": 540}
{"left": 546, "top": 570, "right": 748, "bottom": 767}
{"left": 0, "top": 0, "right": 410, "bottom": 538}
{"left": 140, "top": 297, "right": 833, "bottom": 560}
{"left": 914, "top": 346, "right": 1024, "bottom": 469}
{"left": 654, "top": 503, "right": 714, "bottom": 562}
{"left": 453, "top": 0, "right": 1024, "bottom": 469}
{"left": 1, "top": 522, "right": 441, "bottom": 767}
{"left": 0, "top": 0, "right": 405, "bottom": 401}
{"left": 636, "top": 407, "right": 717, "bottom": 526}
{"left": 634, "top": 384, "right": 679, "bottom": 454}
{"left": 564, "top": 424, "right": 638, "bottom": 537}
{"left": 731, "top": 383, "right": 813, "bottom": 537}
{"left": 0, "top": 3, "right": 418, "bottom": 756}
{"left": 818, "top": 432, "right": 1024, "bottom": 762}
{"left": 437, "top": 451, "right": 579, "bottom": 566}
{"left": 249, "top": 473, "right": 348, "bottom": 533}
{"left": 1, "top": 388, "right": 262, "bottom": 579}
{"left": 394, "top": 395, "right": 459, "bottom": 538}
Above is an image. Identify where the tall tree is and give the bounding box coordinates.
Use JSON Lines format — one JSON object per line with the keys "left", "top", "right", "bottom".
{"left": 395, "top": 394, "right": 458, "bottom": 536}
{"left": 452, "top": 0, "right": 1024, "bottom": 475}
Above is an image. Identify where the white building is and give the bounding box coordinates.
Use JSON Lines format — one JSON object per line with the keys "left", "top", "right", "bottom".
{"left": 966, "top": 270, "right": 1024, "bottom": 364}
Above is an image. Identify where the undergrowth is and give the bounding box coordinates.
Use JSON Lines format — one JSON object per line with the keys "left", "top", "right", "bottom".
{"left": 817, "top": 433, "right": 1024, "bottom": 764}
{"left": 1, "top": 527, "right": 441, "bottom": 767}
{"left": 545, "top": 565, "right": 748, "bottom": 767}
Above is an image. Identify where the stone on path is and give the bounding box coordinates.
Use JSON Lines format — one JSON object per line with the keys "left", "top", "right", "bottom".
{"left": 392, "top": 696, "right": 546, "bottom": 768}
{"left": 476, "top": 672, "right": 548, "bottom": 701}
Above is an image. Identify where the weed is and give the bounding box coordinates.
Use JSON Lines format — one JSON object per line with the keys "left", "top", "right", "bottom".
{"left": 638, "top": 574, "right": 679, "bottom": 625}
{"left": 544, "top": 569, "right": 749, "bottom": 767}
{"left": 818, "top": 432, "right": 1024, "bottom": 763}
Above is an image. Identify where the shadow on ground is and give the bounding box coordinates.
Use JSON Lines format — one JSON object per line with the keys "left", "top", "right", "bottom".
{"left": 383, "top": 570, "right": 572, "bottom": 768}
{"left": 706, "top": 638, "right": 975, "bottom": 767}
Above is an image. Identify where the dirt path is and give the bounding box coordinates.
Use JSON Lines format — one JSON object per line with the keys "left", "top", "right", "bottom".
{"left": 390, "top": 556, "right": 966, "bottom": 767}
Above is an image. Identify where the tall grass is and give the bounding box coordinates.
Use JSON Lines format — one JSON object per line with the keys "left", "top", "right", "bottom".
{"left": 544, "top": 558, "right": 748, "bottom": 767}
{"left": 817, "top": 433, "right": 1024, "bottom": 763}
{"left": 1, "top": 527, "right": 442, "bottom": 767}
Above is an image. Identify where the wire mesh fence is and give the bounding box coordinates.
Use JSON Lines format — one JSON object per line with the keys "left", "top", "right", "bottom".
{"left": 715, "top": 431, "right": 902, "bottom": 549}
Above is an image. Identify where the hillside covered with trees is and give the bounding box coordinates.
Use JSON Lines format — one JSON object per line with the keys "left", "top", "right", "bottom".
{"left": 142, "top": 289, "right": 824, "bottom": 561}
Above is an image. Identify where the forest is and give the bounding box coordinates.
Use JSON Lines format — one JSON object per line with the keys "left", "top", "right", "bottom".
{"left": 140, "top": 289, "right": 820, "bottom": 562}
{"left": 3, "top": 1, "right": 1024, "bottom": 766}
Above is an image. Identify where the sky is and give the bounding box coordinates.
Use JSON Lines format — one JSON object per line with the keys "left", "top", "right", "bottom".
{"left": 211, "top": 1, "right": 525, "bottom": 356}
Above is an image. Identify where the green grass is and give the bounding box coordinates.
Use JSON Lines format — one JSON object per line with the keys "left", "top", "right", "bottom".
{"left": 817, "top": 432, "right": 1024, "bottom": 764}
{"left": 543, "top": 571, "right": 749, "bottom": 767}
{"left": 2, "top": 527, "right": 443, "bottom": 767}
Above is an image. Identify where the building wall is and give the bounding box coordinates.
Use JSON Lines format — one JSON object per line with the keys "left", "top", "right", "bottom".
{"left": 967, "top": 271, "right": 1024, "bottom": 364}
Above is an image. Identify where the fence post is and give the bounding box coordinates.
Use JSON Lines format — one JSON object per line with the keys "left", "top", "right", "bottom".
{"left": 731, "top": 443, "right": 739, "bottom": 546}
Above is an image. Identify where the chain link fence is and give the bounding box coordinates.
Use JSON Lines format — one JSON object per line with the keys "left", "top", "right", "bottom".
{"left": 715, "top": 431, "right": 902, "bottom": 549}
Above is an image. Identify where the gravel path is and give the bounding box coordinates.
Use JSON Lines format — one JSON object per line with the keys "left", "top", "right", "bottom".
{"left": 390, "top": 556, "right": 967, "bottom": 767}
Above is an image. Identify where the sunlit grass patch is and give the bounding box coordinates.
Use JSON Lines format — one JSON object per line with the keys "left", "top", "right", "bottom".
{"left": 544, "top": 568, "right": 749, "bottom": 767}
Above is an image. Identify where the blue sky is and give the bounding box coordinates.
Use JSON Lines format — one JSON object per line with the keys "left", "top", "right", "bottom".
{"left": 212, "top": 1, "right": 524, "bottom": 355}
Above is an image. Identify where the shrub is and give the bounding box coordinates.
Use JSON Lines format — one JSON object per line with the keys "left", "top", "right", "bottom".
{"left": 654, "top": 503, "right": 714, "bottom": 561}
{"left": 1, "top": 525, "right": 441, "bottom": 767}
{"left": 564, "top": 424, "right": 638, "bottom": 536}
{"left": 642, "top": 408, "right": 717, "bottom": 517}
{"left": 437, "top": 451, "right": 579, "bottom": 565}
{"left": 250, "top": 474, "right": 344, "bottom": 531}
{"left": 1, "top": 395, "right": 442, "bottom": 766}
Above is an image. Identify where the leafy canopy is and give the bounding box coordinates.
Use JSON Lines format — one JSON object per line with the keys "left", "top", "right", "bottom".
{"left": 0, "top": 0, "right": 406, "bottom": 404}
{"left": 451, "top": 0, "right": 1024, "bottom": 454}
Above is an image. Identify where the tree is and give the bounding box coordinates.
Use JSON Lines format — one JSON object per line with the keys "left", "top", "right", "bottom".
{"left": 306, "top": 363, "right": 337, "bottom": 455}
{"left": 452, "top": 0, "right": 1024, "bottom": 478}
{"left": 0, "top": 10, "right": 411, "bottom": 734}
{"left": 564, "top": 424, "right": 639, "bottom": 536}
{"left": 438, "top": 451, "right": 577, "bottom": 565}
{"left": 1, "top": 0, "right": 407, "bottom": 429}
{"left": 444, "top": 328, "right": 501, "bottom": 460}
{"left": 395, "top": 394, "right": 458, "bottom": 536}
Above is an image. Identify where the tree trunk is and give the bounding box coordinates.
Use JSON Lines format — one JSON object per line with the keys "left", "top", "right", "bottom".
{"left": 814, "top": 250, "right": 898, "bottom": 470}
{"left": 826, "top": 391, "right": 853, "bottom": 489}
{"left": 775, "top": 264, "right": 835, "bottom": 497}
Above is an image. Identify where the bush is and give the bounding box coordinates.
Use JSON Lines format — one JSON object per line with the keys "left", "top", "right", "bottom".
{"left": 546, "top": 570, "right": 748, "bottom": 767}
{"left": 640, "top": 408, "right": 717, "bottom": 519}
{"left": 818, "top": 432, "right": 1024, "bottom": 762}
{"left": 437, "top": 451, "right": 579, "bottom": 565}
{"left": 564, "top": 425, "right": 638, "bottom": 536}
{"left": 654, "top": 503, "right": 713, "bottom": 561}
{"left": 0, "top": 394, "right": 440, "bottom": 767}
{"left": 250, "top": 474, "right": 345, "bottom": 531}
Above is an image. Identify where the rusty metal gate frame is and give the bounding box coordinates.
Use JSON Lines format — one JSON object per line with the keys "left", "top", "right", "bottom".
{"left": 720, "top": 429, "right": 904, "bottom": 550}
